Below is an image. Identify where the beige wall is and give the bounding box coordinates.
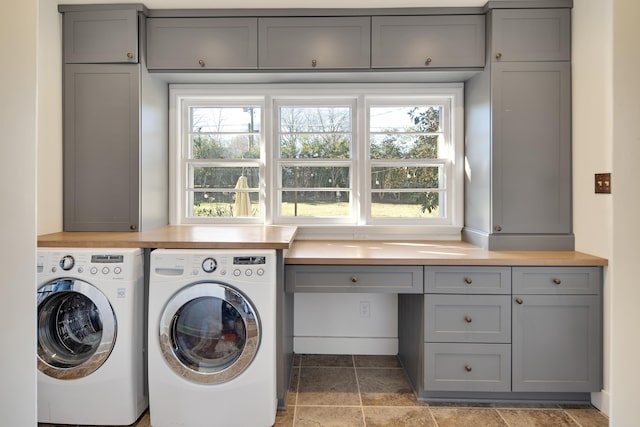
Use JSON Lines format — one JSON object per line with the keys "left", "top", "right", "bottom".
{"left": 0, "top": 0, "right": 38, "bottom": 424}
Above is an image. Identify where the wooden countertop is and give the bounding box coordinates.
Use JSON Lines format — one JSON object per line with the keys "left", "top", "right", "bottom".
{"left": 38, "top": 225, "right": 298, "bottom": 250}
{"left": 285, "top": 240, "right": 608, "bottom": 266}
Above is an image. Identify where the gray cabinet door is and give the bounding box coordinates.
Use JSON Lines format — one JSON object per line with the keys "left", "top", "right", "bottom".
{"left": 63, "top": 64, "right": 140, "bottom": 231}
{"left": 491, "top": 61, "right": 571, "bottom": 235}
{"left": 512, "top": 295, "right": 602, "bottom": 392}
{"left": 371, "top": 15, "right": 485, "bottom": 69}
{"left": 491, "top": 9, "right": 571, "bottom": 62}
{"left": 146, "top": 18, "right": 258, "bottom": 70}
{"left": 258, "top": 17, "right": 371, "bottom": 69}
{"left": 63, "top": 9, "right": 138, "bottom": 63}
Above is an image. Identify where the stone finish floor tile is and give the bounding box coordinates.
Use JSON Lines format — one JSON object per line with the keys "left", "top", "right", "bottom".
{"left": 357, "top": 367, "right": 421, "bottom": 407}
{"left": 297, "top": 366, "right": 360, "bottom": 406}
{"left": 431, "top": 407, "right": 508, "bottom": 427}
{"left": 354, "top": 354, "right": 401, "bottom": 368}
{"left": 564, "top": 408, "right": 610, "bottom": 427}
{"left": 294, "top": 406, "right": 365, "bottom": 427}
{"left": 498, "top": 409, "right": 580, "bottom": 427}
{"left": 274, "top": 406, "right": 296, "bottom": 427}
{"left": 363, "top": 406, "right": 436, "bottom": 427}
{"left": 300, "top": 354, "right": 354, "bottom": 367}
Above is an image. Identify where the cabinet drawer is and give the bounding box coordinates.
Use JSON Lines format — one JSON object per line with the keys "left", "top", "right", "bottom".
{"left": 371, "top": 15, "right": 485, "bottom": 69}
{"left": 258, "top": 17, "right": 371, "bottom": 69}
{"left": 491, "top": 9, "right": 571, "bottom": 62}
{"left": 147, "top": 18, "right": 258, "bottom": 70}
{"left": 425, "top": 266, "right": 511, "bottom": 294}
{"left": 425, "top": 295, "right": 511, "bottom": 343}
{"left": 285, "top": 265, "right": 423, "bottom": 293}
{"left": 424, "top": 343, "right": 511, "bottom": 392}
{"left": 513, "top": 267, "right": 601, "bottom": 295}
{"left": 63, "top": 9, "right": 139, "bottom": 63}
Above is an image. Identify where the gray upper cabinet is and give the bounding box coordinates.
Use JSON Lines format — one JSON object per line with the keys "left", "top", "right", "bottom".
{"left": 491, "top": 61, "right": 572, "bottom": 235}
{"left": 371, "top": 15, "right": 485, "bottom": 69}
{"left": 258, "top": 17, "right": 371, "bottom": 69}
{"left": 146, "top": 18, "right": 258, "bottom": 70}
{"left": 491, "top": 9, "right": 571, "bottom": 62}
{"left": 64, "top": 64, "right": 140, "bottom": 231}
{"left": 63, "top": 9, "right": 139, "bottom": 63}
{"left": 464, "top": 7, "right": 574, "bottom": 250}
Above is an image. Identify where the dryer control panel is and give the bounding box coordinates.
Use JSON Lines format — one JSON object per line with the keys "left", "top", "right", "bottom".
{"left": 37, "top": 249, "right": 142, "bottom": 281}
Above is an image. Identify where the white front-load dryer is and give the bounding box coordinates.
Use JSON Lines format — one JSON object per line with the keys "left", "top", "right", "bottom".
{"left": 36, "top": 248, "right": 147, "bottom": 425}
{"left": 148, "top": 249, "right": 277, "bottom": 427}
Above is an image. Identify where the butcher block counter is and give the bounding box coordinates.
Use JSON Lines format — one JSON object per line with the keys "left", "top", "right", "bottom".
{"left": 37, "top": 225, "right": 298, "bottom": 250}
{"left": 285, "top": 240, "right": 608, "bottom": 266}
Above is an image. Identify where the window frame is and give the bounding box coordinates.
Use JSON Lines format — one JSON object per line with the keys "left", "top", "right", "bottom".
{"left": 170, "top": 83, "right": 464, "bottom": 240}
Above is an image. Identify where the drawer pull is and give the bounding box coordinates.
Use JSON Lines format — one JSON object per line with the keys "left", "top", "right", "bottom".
{"left": 464, "top": 316, "right": 473, "bottom": 323}
{"left": 198, "top": 59, "right": 205, "bottom": 67}
{"left": 464, "top": 365, "right": 472, "bottom": 372}
{"left": 425, "top": 57, "right": 432, "bottom": 66}
{"left": 495, "top": 52, "right": 503, "bottom": 60}
{"left": 126, "top": 52, "right": 134, "bottom": 59}
{"left": 311, "top": 59, "right": 318, "bottom": 67}
{"left": 350, "top": 276, "right": 358, "bottom": 283}
{"left": 552, "top": 278, "right": 562, "bottom": 285}
{"left": 515, "top": 297, "right": 523, "bottom": 305}
{"left": 464, "top": 277, "right": 473, "bottom": 285}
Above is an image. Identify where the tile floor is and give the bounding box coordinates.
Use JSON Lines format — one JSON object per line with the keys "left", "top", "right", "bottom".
{"left": 38, "top": 354, "right": 609, "bottom": 427}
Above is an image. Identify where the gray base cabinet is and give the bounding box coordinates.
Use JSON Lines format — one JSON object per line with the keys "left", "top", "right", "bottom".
{"left": 399, "top": 265, "right": 603, "bottom": 400}
{"left": 512, "top": 267, "right": 602, "bottom": 393}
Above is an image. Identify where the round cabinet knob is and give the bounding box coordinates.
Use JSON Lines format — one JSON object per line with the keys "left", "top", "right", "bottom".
{"left": 425, "top": 57, "right": 432, "bottom": 66}
{"left": 198, "top": 59, "right": 205, "bottom": 67}
{"left": 465, "top": 316, "right": 473, "bottom": 323}
{"left": 350, "top": 276, "right": 358, "bottom": 283}
{"left": 515, "top": 297, "right": 524, "bottom": 305}
{"left": 552, "top": 278, "right": 562, "bottom": 285}
{"left": 464, "top": 365, "right": 473, "bottom": 372}
{"left": 495, "top": 52, "right": 503, "bottom": 60}
{"left": 130, "top": 224, "right": 137, "bottom": 230}
{"left": 494, "top": 226, "right": 502, "bottom": 232}
{"left": 311, "top": 59, "right": 318, "bottom": 68}
{"left": 126, "top": 52, "right": 134, "bottom": 59}
{"left": 464, "top": 277, "right": 473, "bottom": 285}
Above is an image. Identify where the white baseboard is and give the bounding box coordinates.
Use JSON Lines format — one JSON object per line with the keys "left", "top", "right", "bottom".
{"left": 294, "top": 337, "right": 398, "bottom": 355}
{"left": 591, "top": 390, "right": 610, "bottom": 417}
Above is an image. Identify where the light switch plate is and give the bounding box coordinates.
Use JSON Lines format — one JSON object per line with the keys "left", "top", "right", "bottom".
{"left": 595, "top": 173, "right": 611, "bottom": 194}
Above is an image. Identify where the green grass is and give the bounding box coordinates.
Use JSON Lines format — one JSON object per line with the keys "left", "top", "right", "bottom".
{"left": 193, "top": 201, "right": 439, "bottom": 218}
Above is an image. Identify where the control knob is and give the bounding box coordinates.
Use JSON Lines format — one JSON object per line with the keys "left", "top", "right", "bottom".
{"left": 202, "top": 257, "right": 218, "bottom": 273}
{"left": 59, "top": 255, "right": 75, "bottom": 271}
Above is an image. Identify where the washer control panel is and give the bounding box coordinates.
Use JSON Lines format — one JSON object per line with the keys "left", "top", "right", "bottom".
{"left": 152, "top": 250, "right": 275, "bottom": 283}
{"left": 37, "top": 250, "right": 140, "bottom": 281}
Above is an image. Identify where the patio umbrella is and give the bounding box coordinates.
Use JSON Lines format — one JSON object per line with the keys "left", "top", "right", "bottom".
{"left": 233, "top": 175, "right": 251, "bottom": 217}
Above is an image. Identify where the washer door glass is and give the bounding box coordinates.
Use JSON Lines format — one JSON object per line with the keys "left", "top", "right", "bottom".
{"left": 160, "top": 282, "right": 260, "bottom": 384}
{"left": 37, "top": 279, "right": 116, "bottom": 380}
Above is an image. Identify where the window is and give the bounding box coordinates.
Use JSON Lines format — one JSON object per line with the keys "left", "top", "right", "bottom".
{"left": 170, "top": 84, "right": 463, "bottom": 239}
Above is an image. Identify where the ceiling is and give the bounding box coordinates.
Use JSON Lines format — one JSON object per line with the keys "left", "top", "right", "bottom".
{"left": 58, "top": 0, "right": 487, "bottom": 9}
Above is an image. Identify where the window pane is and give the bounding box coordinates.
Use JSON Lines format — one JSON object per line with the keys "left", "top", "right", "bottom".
{"left": 371, "top": 192, "right": 441, "bottom": 218}
{"left": 371, "top": 166, "right": 441, "bottom": 190}
{"left": 279, "top": 106, "right": 351, "bottom": 133}
{"left": 370, "top": 134, "right": 441, "bottom": 160}
{"left": 190, "top": 134, "right": 260, "bottom": 160}
{"left": 369, "top": 106, "right": 442, "bottom": 133}
{"left": 191, "top": 107, "right": 260, "bottom": 133}
{"left": 192, "top": 191, "right": 259, "bottom": 218}
{"left": 281, "top": 166, "right": 350, "bottom": 189}
{"left": 280, "top": 191, "right": 350, "bottom": 217}
{"left": 280, "top": 134, "right": 351, "bottom": 159}
{"left": 193, "top": 167, "right": 259, "bottom": 190}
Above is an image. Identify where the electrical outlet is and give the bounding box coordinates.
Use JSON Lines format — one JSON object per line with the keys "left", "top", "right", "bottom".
{"left": 359, "top": 301, "right": 370, "bottom": 318}
{"left": 595, "top": 173, "right": 611, "bottom": 194}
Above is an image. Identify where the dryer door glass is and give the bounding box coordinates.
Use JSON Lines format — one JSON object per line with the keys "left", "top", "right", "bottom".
{"left": 160, "top": 282, "right": 260, "bottom": 384}
{"left": 37, "top": 279, "right": 116, "bottom": 380}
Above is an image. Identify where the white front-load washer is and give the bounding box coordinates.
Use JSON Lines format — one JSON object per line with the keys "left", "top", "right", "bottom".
{"left": 148, "top": 249, "right": 277, "bottom": 427}
{"left": 36, "top": 248, "right": 147, "bottom": 425}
